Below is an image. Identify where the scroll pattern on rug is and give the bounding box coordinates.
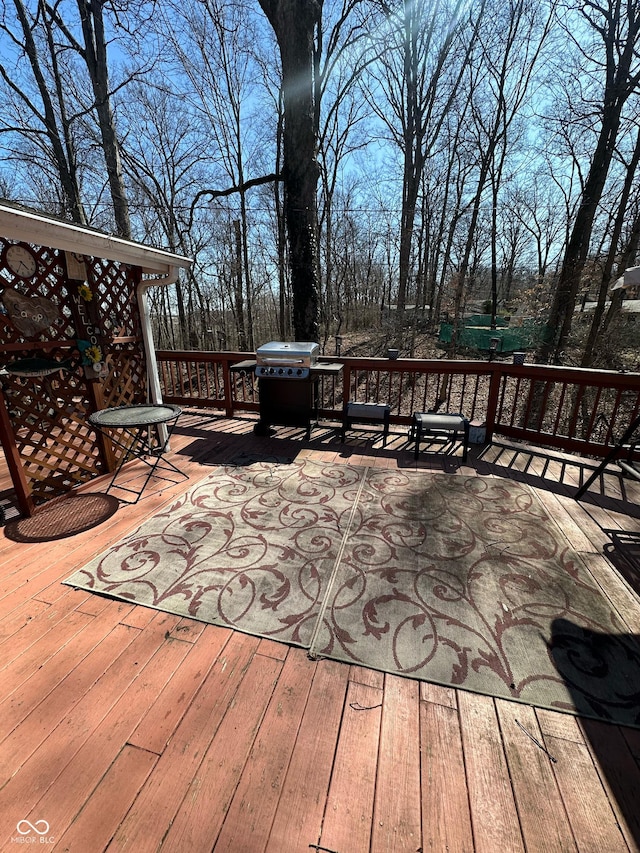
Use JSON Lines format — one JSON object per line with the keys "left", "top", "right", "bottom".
{"left": 65, "top": 460, "right": 640, "bottom": 725}
{"left": 67, "top": 459, "right": 363, "bottom": 646}
{"left": 308, "top": 469, "right": 640, "bottom": 726}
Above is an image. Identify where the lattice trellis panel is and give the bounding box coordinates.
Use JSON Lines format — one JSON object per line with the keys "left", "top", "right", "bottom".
{"left": 1, "top": 368, "right": 104, "bottom": 503}
{"left": 89, "top": 259, "right": 142, "bottom": 339}
{"left": 0, "top": 237, "right": 149, "bottom": 512}
{"left": 101, "top": 348, "right": 148, "bottom": 408}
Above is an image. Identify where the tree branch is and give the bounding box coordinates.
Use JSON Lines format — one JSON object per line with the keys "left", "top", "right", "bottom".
{"left": 188, "top": 173, "right": 281, "bottom": 228}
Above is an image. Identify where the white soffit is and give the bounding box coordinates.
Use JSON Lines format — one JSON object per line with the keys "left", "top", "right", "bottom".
{"left": 0, "top": 202, "right": 192, "bottom": 276}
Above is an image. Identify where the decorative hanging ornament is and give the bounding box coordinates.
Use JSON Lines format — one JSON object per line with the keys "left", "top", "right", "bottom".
{"left": 77, "top": 340, "right": 103, "bottom": 366}
{"left": 65, "top": 251, "right": 87, "bottom": 281}
{"left": 3, "top": 243, "right": 38, "bottom": 278}
{"left": 77, "top": 283, "right": 93, "bottom": 302}
{"left": 3, "top": 355, "right": 75, "bottom": 377}
{"left": 0, "top": 288, "right": 61, "bottom": 337}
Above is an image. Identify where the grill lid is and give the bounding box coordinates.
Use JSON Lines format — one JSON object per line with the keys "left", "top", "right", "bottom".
{"left": 255, "top": 341, "right": 320, "bottom": 379}
{"left": 256, "top": 341, "right": 319, "bottom": 366}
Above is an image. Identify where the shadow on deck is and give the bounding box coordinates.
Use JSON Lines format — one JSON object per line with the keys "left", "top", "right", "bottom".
{"left": 1, "top": 410, "right": 640, "bottom": 851}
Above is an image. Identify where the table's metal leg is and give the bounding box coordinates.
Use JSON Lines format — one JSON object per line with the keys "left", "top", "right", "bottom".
{"left": 98, "top": 416, "right": 187, "bottom": 503}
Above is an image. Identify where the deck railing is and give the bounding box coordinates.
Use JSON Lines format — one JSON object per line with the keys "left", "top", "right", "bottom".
{"left": 156, "top": 350, "right": 640, "bottom": 458}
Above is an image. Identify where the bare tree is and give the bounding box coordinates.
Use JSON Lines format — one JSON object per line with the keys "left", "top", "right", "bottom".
{"left": 315, "top": 0, "right": 372, "bottom": 346}
{"left": 72, "top": 0, "right": 132, "bottom": 237}
{"left": 450, "top": 0, "right": 553, "bottom": 351}
{"left": 42, "top": 0, "right": 143, "bottom": 236}
{"left": 0, "top": 0, "right": 87, "bottom": 222}
{"left": 258, "top": 0, "right": 323, "bottom": 341}
{"left": 0, "top": 1, "right": 152, "bottom": 234}
{"left": 580, "top": 127, "right": 640, "bottom": 366}
{"left": 364, "top": 0, "right": 473, "bottom": 342}
{"left": 539, "top": 0, "right": 640, "bottom": 362}
{"left": 120, "top": 80, "right": 214, "bottom": 348}
{"left": 159, "top": 0, "right": 270, "bottom": 349}
{"left": 510, "top": 174, "right": 565, "bottom": 283}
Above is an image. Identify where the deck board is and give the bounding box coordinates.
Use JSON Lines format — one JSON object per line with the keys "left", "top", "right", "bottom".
{"left": 0, "top": 414, "right": 639, "bottom": 852}
{"left": 420, "top": 698, "right": 474, "bottom": 853}
{"left": 0, "top": 614, "right": 173, "bottom": 845}
{"left": 458, "top": 691, "right": 525, "bottom": 853}
{"left": 371, "top": 675, "right": 422, "bottom": 853}
{"left": 321, "top": 680, "right": 383, "bottom": 853}
{"left": 0, "top": 589, "right": 90, "bottom": 664}
{"left": 52, "top": 745, "right": 159, "bottom": 853}
{"left": 496, "top": 700, "right": 577, "bottom": 853}
{"left": 125, "top": 628, "right": 213, "bottom": 755}
{"left": 265, "top": 659, "right": 349, "bottom": 853}
{"left": 0, "top": 602, "right": 134, "bottom": 743}
{"left": 544, "top": 729, "right": 632, "bottom": 852}
{"left": 213, "top": 647, "right": 317, "bottom": 853}
{"left": 160, "top": 649, "right": 284, "bottom": 852}
{"left": 17, "top": 625, "right": 191, "bottom": 844}
{"left": 106, "top": 628, "right": 252, "bottom": 852}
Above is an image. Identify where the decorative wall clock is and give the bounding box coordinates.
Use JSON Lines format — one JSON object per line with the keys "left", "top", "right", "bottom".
{"left": 2, "top": 243, "right": 38, "bottom": 279}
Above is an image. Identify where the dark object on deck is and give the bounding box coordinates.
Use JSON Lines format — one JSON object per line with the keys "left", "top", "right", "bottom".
{"left": 409, "top": 411, "right": 469, "bottom": 462}
{"left": 575, "top": 413, "right": 640, "bottom": 500}
{"left": 341, "top": 402, "right": 391, "bottom": 446}
{"left": 254, "top": 341, "right": 320, "bottom": 437}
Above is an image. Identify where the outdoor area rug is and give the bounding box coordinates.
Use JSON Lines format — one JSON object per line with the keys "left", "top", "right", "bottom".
{"left": 64, "top": 458, "right": 640, "bottom": 726}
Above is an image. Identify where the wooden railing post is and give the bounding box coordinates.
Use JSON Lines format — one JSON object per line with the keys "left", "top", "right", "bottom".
{"left": 342, "top": 361, "right": 352, "bottom": 415}
{"left": 222, "top": 357, "right": 234, "bottom": 417}
{"left": 485, "top": 364, "right": 502, "bottom": 441}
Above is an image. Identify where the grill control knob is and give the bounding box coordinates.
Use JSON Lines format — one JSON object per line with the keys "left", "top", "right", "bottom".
{"left": 297, "top": 368, "right": 303, "bottom": 376}
{"left": 287, "top": 368, "right": 293, "bottom": 375}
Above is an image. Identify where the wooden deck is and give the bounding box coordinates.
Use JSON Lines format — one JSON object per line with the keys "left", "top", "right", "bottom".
{"left": 1, "top": 410, "right": 640, "bottom": 852}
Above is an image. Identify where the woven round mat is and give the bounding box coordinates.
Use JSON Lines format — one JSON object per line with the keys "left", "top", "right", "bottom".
{"left": 4, "top": 493, "right": 120, "bottom": 543}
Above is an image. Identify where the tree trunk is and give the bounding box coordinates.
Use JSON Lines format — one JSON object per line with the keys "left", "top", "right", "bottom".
{"left": 274, "top": 96, "right": 288, "bottom": 340}
{"left": 233, "top": 219, "right": 248, "bottom": 350}
{"left": 11, "top": 0, "right": 87, "bottom": 224}
{"left": 76, "top": 0, "right": 131, "bottom": 238}
{"left": 259, "top": 0, "right": 322, "bottom": 342}
{"left": 540, "top": 112, "right": 624, "bottom": 362}
{"left": 581, "top": 127, "right": 640, "bottom": 367}
{"left": 538, "top": 2, "right": 640, "bottom": 363}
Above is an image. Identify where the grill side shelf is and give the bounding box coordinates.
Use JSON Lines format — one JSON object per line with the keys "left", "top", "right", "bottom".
{"left": 229, "top": 360, "right": 257, "bottom": 373}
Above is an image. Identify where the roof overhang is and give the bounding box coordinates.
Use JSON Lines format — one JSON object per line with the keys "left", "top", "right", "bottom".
{"left": 0, "top": 200, "right": 193, "bottom": 276}
{"left": 610, "top": 265, "right": 640, "bottom": 292}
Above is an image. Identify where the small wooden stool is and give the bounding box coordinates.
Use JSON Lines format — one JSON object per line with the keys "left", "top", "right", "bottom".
{"left": 342, "top": 402, "right": 391, "bottom": 445}
{"left": 409, "top": 412, "right": 469, "bottom": 461}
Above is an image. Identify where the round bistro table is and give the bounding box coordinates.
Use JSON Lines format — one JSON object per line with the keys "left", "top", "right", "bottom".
{"left": 89, "top": 403, "right": 187, "bottom": 503}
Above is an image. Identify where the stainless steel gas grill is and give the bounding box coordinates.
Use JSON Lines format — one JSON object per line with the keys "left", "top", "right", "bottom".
{"left": 255, "top": 340, "right": 320, "bottom": 379}
{"left": 231, "top": 341, "right": 342, "bottom": 436}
